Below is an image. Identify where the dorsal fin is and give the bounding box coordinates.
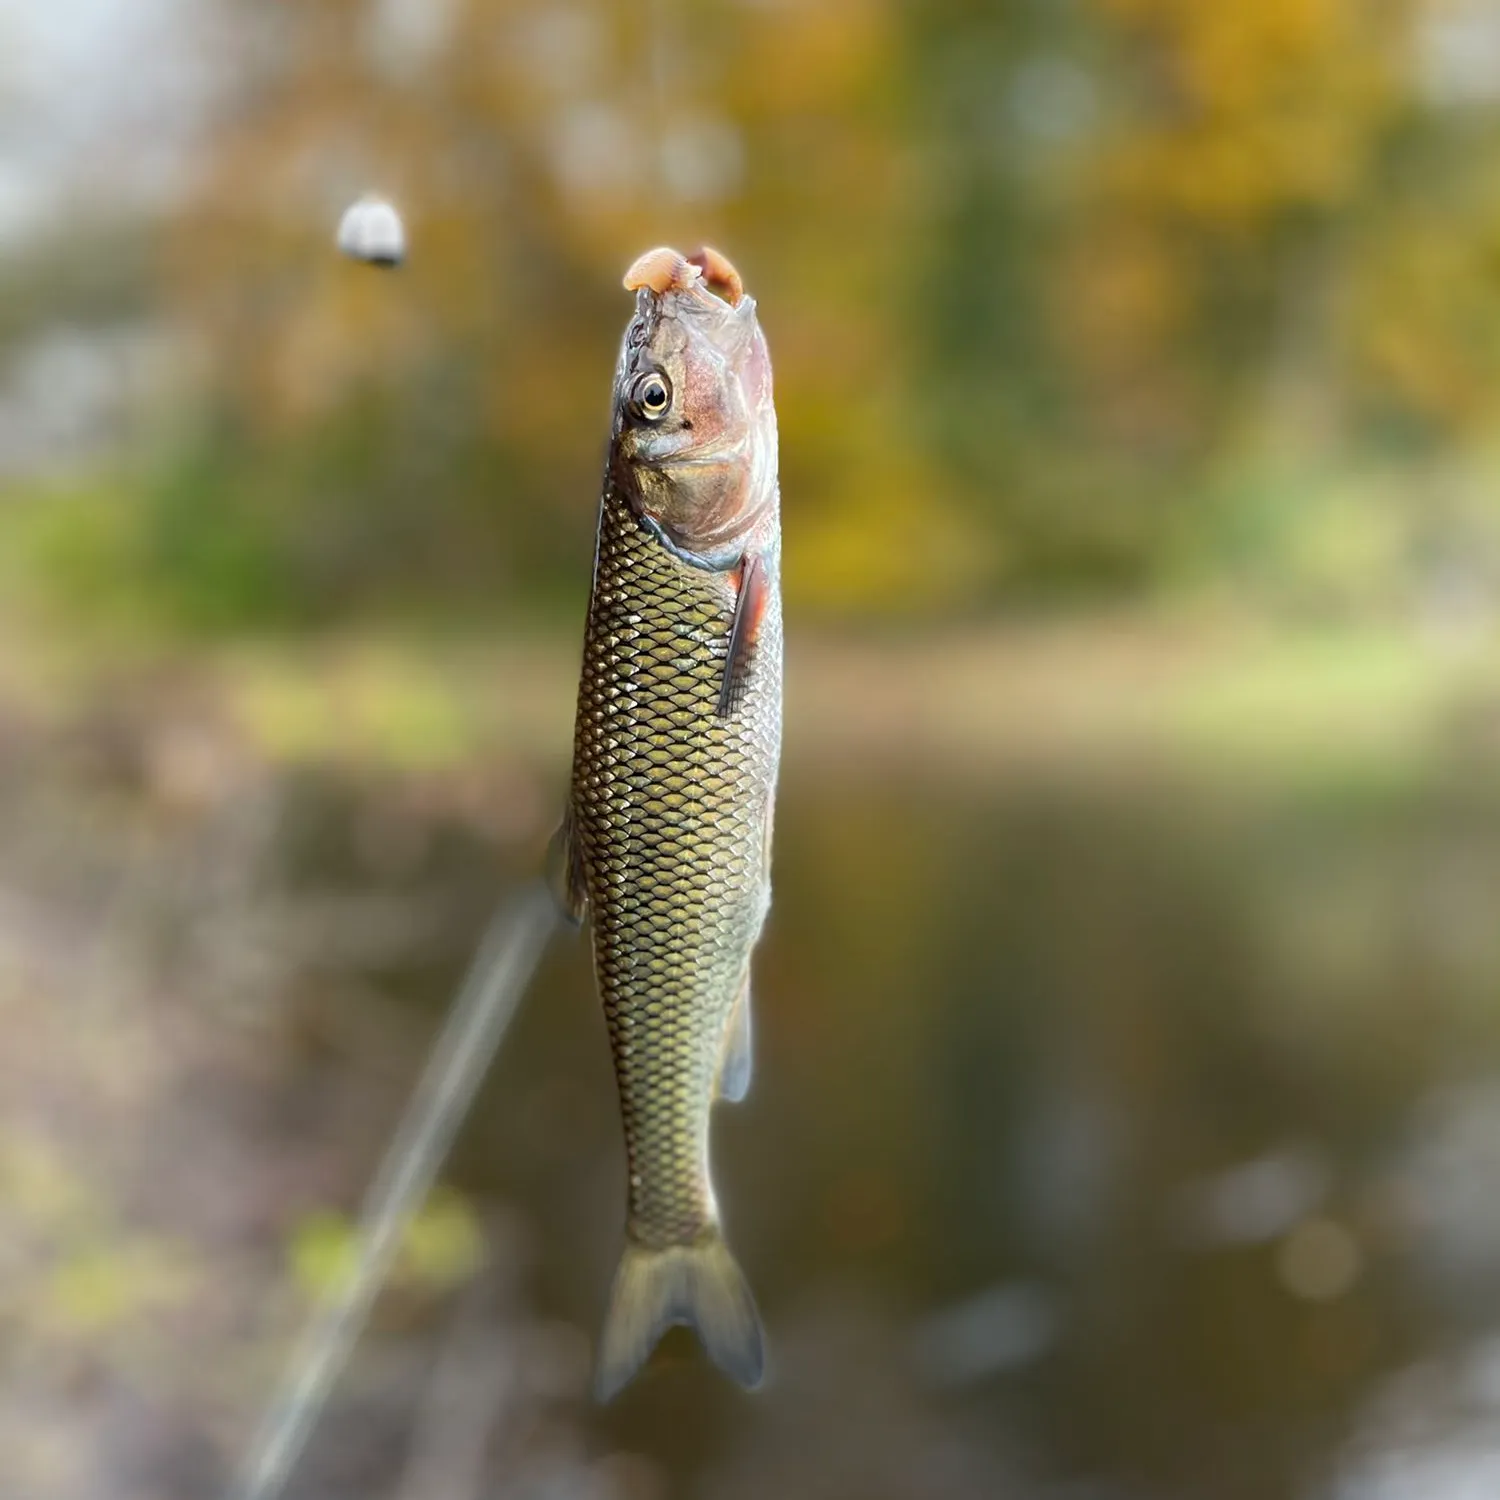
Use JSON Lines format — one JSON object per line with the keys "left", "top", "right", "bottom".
{"left": 543, "top": 810, "right": 588, "bottom": 927}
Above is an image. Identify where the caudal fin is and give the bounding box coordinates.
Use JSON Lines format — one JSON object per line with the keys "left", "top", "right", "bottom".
{"left": 594, "top": 1232, "right": 764, "bottom": 1402}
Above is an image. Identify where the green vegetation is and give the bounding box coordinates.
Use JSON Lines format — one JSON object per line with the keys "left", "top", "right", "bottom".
{"left": 9, "top": 0, "right": 1500, "bottom": 637}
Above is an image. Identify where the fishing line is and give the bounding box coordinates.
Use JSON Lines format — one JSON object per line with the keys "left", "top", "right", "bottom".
{"left": 233, "top": 8, "right": 693, "bottom": 1483}
{"left": 227, "top": 879, "right": 561, "bottom": 1500}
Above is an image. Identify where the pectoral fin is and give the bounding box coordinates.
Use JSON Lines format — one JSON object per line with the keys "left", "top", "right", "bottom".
{"left": 544, "top": 809, "right": 588, "bottom": 927}
{"left": 717, "top": 552, "right": 769, "bottom": 719}
{"left": 716, "top": 973, "right": 753, "bottom": 1104}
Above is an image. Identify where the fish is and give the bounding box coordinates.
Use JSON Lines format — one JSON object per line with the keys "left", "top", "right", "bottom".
{"left": 548, "top": 244, "right": 782, "bottom": 1401}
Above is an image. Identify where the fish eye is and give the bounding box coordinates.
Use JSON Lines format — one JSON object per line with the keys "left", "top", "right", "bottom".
{"left": 632, "top": 372, "right": 672, "bottom": 420}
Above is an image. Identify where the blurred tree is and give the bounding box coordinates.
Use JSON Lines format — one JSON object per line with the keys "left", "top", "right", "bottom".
{"left": 142, "top": 0, "right": 978, "bottom": 626}
{"left": 17, "top": 0, "right": 1496, "bottom": 626}
{"left": 907, "top": 0, "right": 1421, "bottom": 592}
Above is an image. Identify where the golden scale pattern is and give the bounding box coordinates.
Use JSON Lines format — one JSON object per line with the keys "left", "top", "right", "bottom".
{"left": 572, "top": 481, "right": 782, "bottom": 1250}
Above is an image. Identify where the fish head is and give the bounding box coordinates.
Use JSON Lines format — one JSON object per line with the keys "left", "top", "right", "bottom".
{"left": 611, "top": 247, "right": 777, "bottom": 565}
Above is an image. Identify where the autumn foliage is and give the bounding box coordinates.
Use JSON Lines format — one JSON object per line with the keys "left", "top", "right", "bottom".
{"left": 42, "top": 0, "right": 1500, "bottom": 625}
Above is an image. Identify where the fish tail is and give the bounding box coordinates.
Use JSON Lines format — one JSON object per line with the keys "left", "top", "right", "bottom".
{"left": 594, "top": 1230, "right": 765, "bottom": 1401}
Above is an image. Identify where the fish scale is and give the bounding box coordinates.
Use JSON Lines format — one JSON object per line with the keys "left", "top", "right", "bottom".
{"left": 573, "top": 477, "right": 783, "bottom": 1250}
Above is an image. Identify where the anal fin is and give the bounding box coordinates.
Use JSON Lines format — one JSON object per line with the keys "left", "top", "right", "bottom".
{"left": 716, "top": 974, "right": 753, "bottom": 1104}
{"left": 717, "top": 552, "right": 769, "bottom": 719}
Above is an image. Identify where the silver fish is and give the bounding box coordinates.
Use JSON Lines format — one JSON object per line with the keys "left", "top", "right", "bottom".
{"left": 550, "top": 245, "right": 782, "bottom": 1400}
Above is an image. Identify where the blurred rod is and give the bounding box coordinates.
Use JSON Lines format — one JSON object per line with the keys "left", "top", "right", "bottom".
{"left": 227, "top": 880, "right": 561, "bottom": 1500}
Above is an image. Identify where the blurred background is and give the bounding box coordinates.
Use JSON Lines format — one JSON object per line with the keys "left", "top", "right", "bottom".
{"left": 5, "top": 0, "right": 1500, "bottom": 1496}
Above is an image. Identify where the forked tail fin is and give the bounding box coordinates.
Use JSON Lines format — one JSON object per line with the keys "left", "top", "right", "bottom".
{"left": 595, "top": 1231, "right": 765, "bottom": 1401}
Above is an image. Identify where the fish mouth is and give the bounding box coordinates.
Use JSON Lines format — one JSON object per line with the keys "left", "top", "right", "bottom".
{"left": 621, "top": 245, "right": 762, "bottom": 377}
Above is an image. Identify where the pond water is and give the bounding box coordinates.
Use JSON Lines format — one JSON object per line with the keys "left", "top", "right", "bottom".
{"left": 248, "top": 746, "right": 1500, "bottom": 1500}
